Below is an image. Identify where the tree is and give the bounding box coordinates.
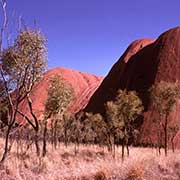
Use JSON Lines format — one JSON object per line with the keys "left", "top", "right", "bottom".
{"left": 45, "top": 75, "right": 73, "bottom": 115}
{"left": 150, "top": 81, "right": 180, "bottom": 156}
{"left": 82, "top": 112, "right": 108, "bottom": 146}
{"left": 43, "top": 74, "right": 74, "bottom": 156}
{"left": 61, "top": 114, "right": 71, "bottom": 148}
{"left": 69, "top": 114, "right": 83, "bottom": 155}
{"left": 105, "top": 89, "right": 143, "bottom": 160}
{"left": 105, "top": 100, "right": 124, "bottom": 157}
{"left": 90, "top": 113, "right": 108, "bottom": 146}
{"left": 0, "top": 2, "right": 47, "bottom": 160}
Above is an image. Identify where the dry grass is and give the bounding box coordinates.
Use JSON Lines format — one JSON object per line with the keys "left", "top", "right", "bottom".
{"left": 0, "top": 138, "right": 180, "bottom": 180}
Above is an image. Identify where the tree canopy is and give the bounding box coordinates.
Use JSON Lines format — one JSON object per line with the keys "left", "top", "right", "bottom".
{"left": 45, "top": 74, "right": 74, "bottom": 117}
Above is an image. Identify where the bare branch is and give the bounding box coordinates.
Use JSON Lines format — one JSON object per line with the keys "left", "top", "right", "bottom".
{"left": 27, "top": 95, "right": 39, "bottom": 131}
{"left": 16, "top": 109, "right": 36, "bottom": 130}
{"left": 0, "top": 0, "right": 7, "bottom": 52}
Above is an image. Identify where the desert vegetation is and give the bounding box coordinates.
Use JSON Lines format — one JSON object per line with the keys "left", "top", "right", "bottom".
{"left": 0, "top": 23, "right": 47, "bottom": 163}
{"left": 0, "top": 139, "right": 180, "bottom": 180}
{"left": 1, "top": 1, "right": 180, "bottom": 180}
{"left": 150, "top": 81, "right": 180, "bottom": 155}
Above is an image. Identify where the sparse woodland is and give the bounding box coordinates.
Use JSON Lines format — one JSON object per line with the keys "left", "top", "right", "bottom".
{"left": 1, "top": 1, "right": 180, "bottom": 180}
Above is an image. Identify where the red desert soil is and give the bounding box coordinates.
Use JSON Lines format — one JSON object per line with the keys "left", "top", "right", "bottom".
{"left": 85, "top": 27, "right": 180, "bottom": 147}
{"left": 17, "top": 67, "right": 103, "bottom": 122}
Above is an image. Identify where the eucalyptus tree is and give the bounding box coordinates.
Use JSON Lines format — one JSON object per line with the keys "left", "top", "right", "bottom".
{"left": 90, "top": 113, "right": 108, "bottom": 146}
{"left": 68, "top": 114, "right": 83, "bottom": 154}
{"left": 43, "top": 74, "right": 74, "bottom": 156}
{"left": 0, "top": 0, "right": 47, "bottom": 161}
{"left": 150, "top": 81, "right": 180, "bottom": 156}
{"left": 106, "top": 89, "right": 143, "bottom": 160}
{"left": 105, "top": 100, "right": 124, "bottom": 157}
{"left": 82, "top": 112, "right": 108, "bottom": 146}
{"left": 0, "top": 29, "right": 47, "bottom": 159}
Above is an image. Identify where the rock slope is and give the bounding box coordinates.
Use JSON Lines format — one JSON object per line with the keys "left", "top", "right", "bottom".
{"left": 85, "top": 27, "right": 180, "bottom": 147}
{"left": 18, "top": 67, "right": 103, "bottom": 123}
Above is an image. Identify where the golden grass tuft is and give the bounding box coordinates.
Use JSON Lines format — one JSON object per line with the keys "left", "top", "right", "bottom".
{"left": 126, "top": 163, "right": 145, "bottom": 180}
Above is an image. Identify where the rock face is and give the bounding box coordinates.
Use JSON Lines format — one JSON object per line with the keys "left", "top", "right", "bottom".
{"left": 85, "top": 27, "right": 180, "bottom": 147}
{"left": 18, "top": 67, "right": 103, "bottom": 123}
{"left": 85, "top": 38, "right": 155, "bottom": 113}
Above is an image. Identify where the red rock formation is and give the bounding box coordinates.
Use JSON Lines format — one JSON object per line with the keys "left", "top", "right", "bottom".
{"left": 85, "top": 27, "right": 180, "bottom": 147}
{"left": 17, "top": 67, "right": 103, "bottom": 123}
{"left": 141, "top": 27, "right": 180, "bottom": 147}
{"left": 85, "top": 38, "right": 155, "bottom": 114}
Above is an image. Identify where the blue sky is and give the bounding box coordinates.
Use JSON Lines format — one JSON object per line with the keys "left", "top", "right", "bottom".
{"left": 1, "top": 0, "right": 180, "bottom": 75}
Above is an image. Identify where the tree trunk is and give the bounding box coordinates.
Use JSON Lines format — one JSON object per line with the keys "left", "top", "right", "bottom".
{"left": 171, "top": 137, "right": 175, "bottom": 153}
{"left": 34, "top": 130, "right": 40, "bottom": 156}
{"left": 0, "top": 125, "right": 11, "bottom": 163}
{"left": 0, "top": 104, "right": 18, "bottom": 163}
{"left": 164, "top": 114, "right": 168, "bottom": 156}
{"left": 64, "top": 128, "right": 67, "bottom": 147}
{"left": 126, "top": 144, "right": 129, "bottom": 157}
{"left": 51, "top": 122, "right": 54, "bottom": 147}
{"left": 42, "top": 120, "right": 47, "bottom": 157}
{"left": 54, "top": 120, "right": 57, "bottom": 149}
{"left": 74, "top": 143, "right": 77, "bottom": 155}
{"left": 125, "top": 135, "right": 129, "bottom": 157}
{"left": 122, "top": 139, "right": 125, "bottom": 162}
{"left": 158, "top": 146, "right": 161, "bottom": 155}
{"left": 107, "top": 133, "right": 112, "bottom": 152}
{"left": 158, "top": 130, "right": 161, "bottom": 155}
{"left": 113, "top": 136, "right": 116, "bottom": 159}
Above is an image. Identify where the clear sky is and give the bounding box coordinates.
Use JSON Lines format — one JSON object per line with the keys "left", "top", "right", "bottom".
{"left": 1, "top": 0, "right": 180, "bottom": 76}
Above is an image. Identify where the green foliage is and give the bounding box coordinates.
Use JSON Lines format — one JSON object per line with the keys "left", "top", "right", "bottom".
{"left": 43, "top": 75, "right": 74, "bottom": 152}
{"left": 115, "top": 90, "right": 144, "bottom": 123}
{"left": 69, "top": 114, "right": 83, "bottom": 143}
{"left": 150, "top": 81, "right": 180, "bottom": 116}
{"left": 105, "top": 89, "right": 144, "bottom": 141}
{"left": 80, "top": 112, "right": 108, "bottom": 144}
{"left": 0, "top": 102, "right": 8, "bottom": 127}
{"left": 0, "top": 28, "right": 47, "bottom": 128}
{"left": 1, "top": 29, "right": 47, "bottom": 93}
{"left": 82, "top": 113, "right": 96, "bottom": 143}
{"left": 106, "top": 101, "right": 124, "bottom": 139}
{"left": 0, "top": 80, "right": 8, "bottom": 122}
{"left": 0, "top": 26, "right": 47, "bottom": 161}
{"left": 45, "top": 74, "right": 74, "bottom": 116}
{"left": 89, "top": 113, "right": 108, "bottom": 143}
{"left": 150, "top": 81, "right": 180, "bottom": 155}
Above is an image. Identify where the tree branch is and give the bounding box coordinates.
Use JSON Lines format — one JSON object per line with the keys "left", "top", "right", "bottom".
{"left": 27, "top": 95, "right": 39, "bottom": 131}
{"left": 16, "top": 109, "right": 36, "bottom": 130}
{"left": 0, "top": 0, "right": 7, "bottom": 52}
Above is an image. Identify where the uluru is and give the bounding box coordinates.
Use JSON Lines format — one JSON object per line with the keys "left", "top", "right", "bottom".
{"left": 85, "top": 26, "right": 180, "bottom": 147}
